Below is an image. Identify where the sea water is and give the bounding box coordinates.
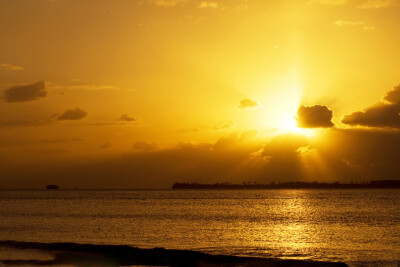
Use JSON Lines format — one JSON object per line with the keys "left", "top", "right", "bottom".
{"left": 0, "top": 189, "right": 399, "bottom": 266}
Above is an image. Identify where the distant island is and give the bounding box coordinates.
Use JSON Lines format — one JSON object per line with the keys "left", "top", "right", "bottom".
{"left": 172, "top": 180, "right": 400, "bottom": 190}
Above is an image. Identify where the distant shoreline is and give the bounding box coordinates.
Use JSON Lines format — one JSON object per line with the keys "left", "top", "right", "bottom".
{"left": 172, "top": 180, "right": 400, "bottom": 190}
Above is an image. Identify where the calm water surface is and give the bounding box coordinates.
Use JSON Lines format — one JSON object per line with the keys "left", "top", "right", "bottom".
{"left": 0, "top": 189, "right": 399, "bottom": 266}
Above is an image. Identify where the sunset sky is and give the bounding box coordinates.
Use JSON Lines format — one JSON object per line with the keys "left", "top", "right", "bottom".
{"left": 1, "top": 0, "right": 400, "bottom": 188}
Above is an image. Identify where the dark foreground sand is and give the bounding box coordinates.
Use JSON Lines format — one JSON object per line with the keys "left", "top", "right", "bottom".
{"left": 0, "top": 240, "right": 347, "bottom": 266}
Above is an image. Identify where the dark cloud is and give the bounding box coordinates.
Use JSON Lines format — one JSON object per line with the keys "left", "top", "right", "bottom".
{"left": 237, "top": 98, "right": 259, "bottom": 109}
{"left": 296, "top": 105, "right": 334, "bottom": 128}
{"left": 384, "top": 84, "right": 400, "bottom": 104}
{"left": 3, "top": 81, "right": 46, "bottom": 102}
{"left": 342, "top": 83, "right": 400, "bottom": 129}
{"left": 57, "top": 108, "right": 87, "bottom": 120}
{"left": 342, "top": 103, "right": 400, "bottom": 128}
{"left": 312, "top": 128, "right": 400, "bottom": 180}
{"left": 132, "top": 141, "right": 158, "bottom": 152}
{"left": 118, "top": 114, "right": 136, "bottom": 122}
{"left": 261, "top": 134, "right": 309, "bottom": 180}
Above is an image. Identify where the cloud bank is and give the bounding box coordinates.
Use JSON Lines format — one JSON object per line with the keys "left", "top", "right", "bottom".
{"left": 4, "top": 127, "right": 400, "bottom": 188}
{"left": 342, "top": 84, "right": 400, "bottom": 129}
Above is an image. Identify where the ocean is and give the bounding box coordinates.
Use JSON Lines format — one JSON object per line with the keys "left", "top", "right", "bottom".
{"left": 0, "top": 189, "right": 399, "bottom": 266}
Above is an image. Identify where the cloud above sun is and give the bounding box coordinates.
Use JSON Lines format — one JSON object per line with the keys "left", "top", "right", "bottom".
{"left": 296, "top": 105, "right": 334, "bottom": 128}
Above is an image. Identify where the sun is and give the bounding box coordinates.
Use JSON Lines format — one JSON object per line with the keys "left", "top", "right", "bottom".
{"left": 279, "top": 115, "right": 299, "bottom": 132}
{"left": 277, "top": 114, "right": 315, "bottom": 137}
{"left": 249, "top": 79, "right": 316, "bottom": 137}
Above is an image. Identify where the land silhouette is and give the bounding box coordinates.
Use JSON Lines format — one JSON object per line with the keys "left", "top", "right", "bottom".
{"left": 172, "top": 180, "right": 400, "bottom": 190}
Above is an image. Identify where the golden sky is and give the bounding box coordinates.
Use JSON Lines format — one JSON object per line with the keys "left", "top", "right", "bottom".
{"left": 1, "top": 0, "right": 400, "bottom": 188}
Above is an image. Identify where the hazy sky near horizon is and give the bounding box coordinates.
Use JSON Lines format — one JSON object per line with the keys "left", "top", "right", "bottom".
{"left": 1, "top": 0, "right": 400, "bottom": 188}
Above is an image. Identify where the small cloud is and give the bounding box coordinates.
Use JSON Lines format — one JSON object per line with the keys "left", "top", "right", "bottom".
{"left": 118, "top": 114, "right": 136, "bottom": 122}
{"left": 132, "top": 141, "right": 158, "bottom": 152}
{"left": 199, "top": 1, "right": 219, "bottom": 8}
{"left": 0, "top": 63, "right": 24, "bottom": 71}
{"left": 57, "top": 108, "right": 88, "bottom": 121}
{"left": 99, "top": 142, "right": 112, "bottom": 149}
{"left": 3, "top": 81, "right": 46, "bottom": 103}
{"left": 237, "top": 98, "right": 260, "bottom": 109}
{"left": 334, "top": 20, "right": 364, "bottom": 26}
{"left": 358, "top": 0, "right": 395, "bottom": 9}
{"left": 214, "top": 120, "right": 235, "bottom": 130}
{"left": 296, "top": 105, "right": 334, "bottom": 128}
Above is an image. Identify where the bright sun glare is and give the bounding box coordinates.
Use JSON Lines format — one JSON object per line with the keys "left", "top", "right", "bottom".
{"left": 280, "top": 115, "right": 300, "bottom": 132}
{"left": 278, "top": 115, "right": 315, "bottom": 137}
{"left": 254, "top": 80, "right": 315, "bottom": 137}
